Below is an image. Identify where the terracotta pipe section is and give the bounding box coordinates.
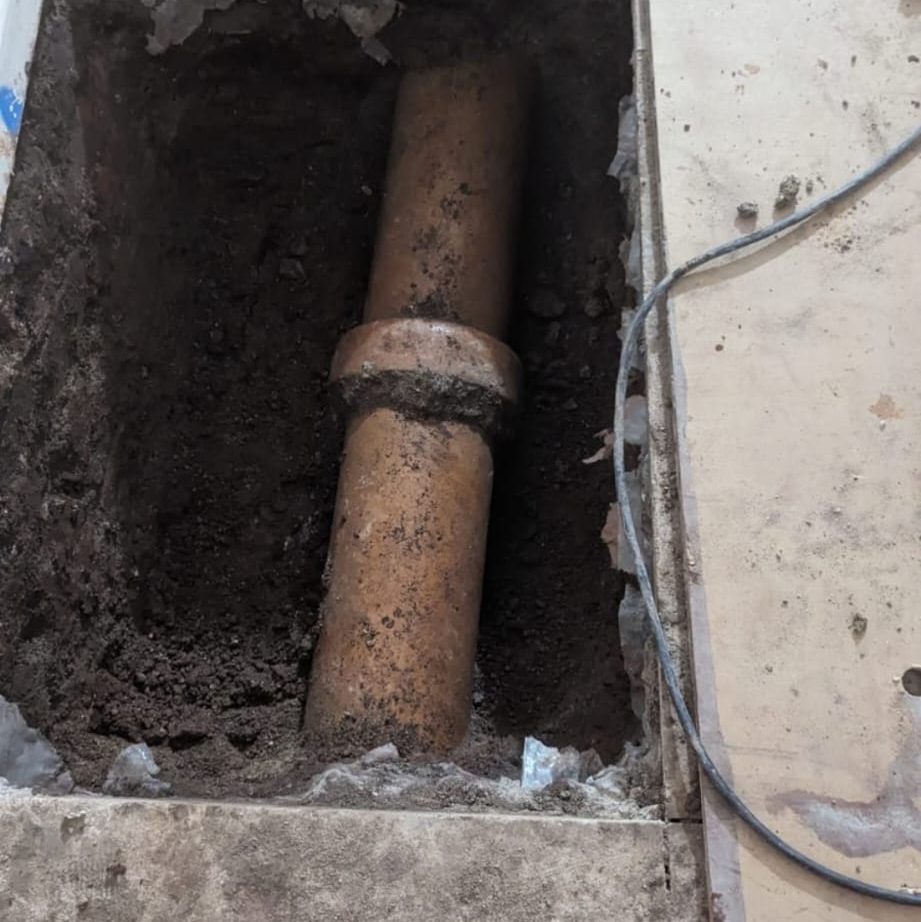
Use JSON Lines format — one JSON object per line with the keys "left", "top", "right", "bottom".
{"left": 365, "top": 55, "right": 530, "bottom": 336}
{"left": 305, "top": 56, "right": 530, "bottom": 754}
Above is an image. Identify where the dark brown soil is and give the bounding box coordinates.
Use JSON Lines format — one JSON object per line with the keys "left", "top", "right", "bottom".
{"left": 0, "top": 0, "right": 635, "bottom": 797}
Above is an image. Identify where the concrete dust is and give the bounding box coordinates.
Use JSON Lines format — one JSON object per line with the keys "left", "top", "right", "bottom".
{"left": 290, "top": 740, "right": 660, "bottom": 819}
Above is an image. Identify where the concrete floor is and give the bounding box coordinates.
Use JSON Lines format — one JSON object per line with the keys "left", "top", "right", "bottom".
{"left": 641, "top": 0, "right": 921, "bottom": 916}
{"left": 0, "top": 793, "right": 706, "bottom": 921}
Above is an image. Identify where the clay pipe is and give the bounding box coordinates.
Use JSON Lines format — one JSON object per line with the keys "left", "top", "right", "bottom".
{"left": 304, "top": 56, "right": 530, "bottom": 755}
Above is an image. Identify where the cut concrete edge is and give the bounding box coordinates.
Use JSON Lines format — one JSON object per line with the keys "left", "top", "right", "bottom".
{"left": 630, "top": 0, "right": 701, "bottom": 823}
{"left": 0, "top": 793, "right": 706, "bottom": 921}
{"left": 0, "top": 0, "right": 43, "bottom": 219}
{"left": 631, "top": 0, "right": 743, "bottom": 916}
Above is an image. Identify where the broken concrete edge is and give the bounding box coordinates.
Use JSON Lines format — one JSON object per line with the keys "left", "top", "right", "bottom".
{"left": 625, "top": 0, "right": 701, "bottom": 821}
{"left": 602, "top": 81, "right": 669, "bottom": 812}
{"left": 0, "top": 791, "right": 706, "bottom": 921}
{"left": 0, "top": 0, "right": 43, "bottom": 218}
{"left": 602, "top": 17, "right": 666, "bottom": 809}
{"left": 144, "top": 0, "right": 401, "bottom": 58}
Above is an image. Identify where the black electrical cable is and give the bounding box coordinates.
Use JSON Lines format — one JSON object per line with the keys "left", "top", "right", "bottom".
{"left": 613, "top": 122, "right": 921, "bottom": 906}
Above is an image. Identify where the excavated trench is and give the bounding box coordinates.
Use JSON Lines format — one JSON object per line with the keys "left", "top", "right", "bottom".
{"left": 0, "top": 0, "right": 644, "bottom": 802}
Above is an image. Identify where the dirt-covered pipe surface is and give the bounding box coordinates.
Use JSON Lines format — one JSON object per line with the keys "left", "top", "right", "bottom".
{"left": 305, "top": 56, "right": 530, "bottom": 754}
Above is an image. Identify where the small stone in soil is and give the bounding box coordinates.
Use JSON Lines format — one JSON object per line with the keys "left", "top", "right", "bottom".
{"left": 527, "top": 288, "right": 566, "bottom": 319}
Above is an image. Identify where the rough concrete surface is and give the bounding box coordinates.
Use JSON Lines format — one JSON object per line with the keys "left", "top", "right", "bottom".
{"left": 0, "top": 794, "right": 703, "bottom": 921}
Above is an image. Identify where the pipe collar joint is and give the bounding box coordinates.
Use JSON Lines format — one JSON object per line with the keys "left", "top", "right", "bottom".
{"left": 330, "top": 316, "right": 522, "bottom": 437}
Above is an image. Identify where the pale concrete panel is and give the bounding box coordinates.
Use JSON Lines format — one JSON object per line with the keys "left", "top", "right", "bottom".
{"left": 0, "top": 794, "right": 697, "bottom": 921}
{"left": 643, "top": 0, "right": 921, "bottom": 916}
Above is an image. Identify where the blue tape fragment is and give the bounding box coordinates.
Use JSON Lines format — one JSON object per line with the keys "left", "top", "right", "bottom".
{"left": 0, "top": 86, "right": 24, "bottom": 135}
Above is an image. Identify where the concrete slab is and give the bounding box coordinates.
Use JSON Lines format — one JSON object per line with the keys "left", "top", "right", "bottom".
{"left": 639, "top": 0, "right": 921, "bottom": 916}
{"left": 0, "top": 793, "right": 704, "bottom": 921}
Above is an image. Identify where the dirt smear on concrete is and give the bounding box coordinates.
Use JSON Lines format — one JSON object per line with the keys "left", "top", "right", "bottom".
{"left": 0, "top": 0, "right": 635, "bottom": 797}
